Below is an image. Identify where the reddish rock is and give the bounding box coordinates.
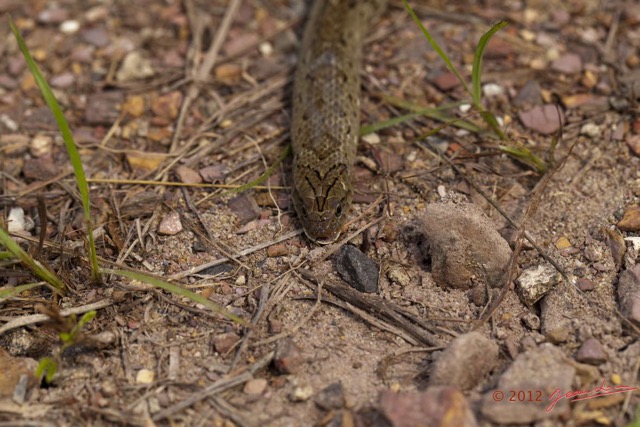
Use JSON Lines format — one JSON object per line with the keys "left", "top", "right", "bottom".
{"left": 575, "top": 338, "right": 608, "bottom": 365}
{"left": 518, "top": 104, "right": 565, "bottom": 135}
{"left": 273, "top": 338, "right": 304, "bottom": 374}
{"left": 213, "top": 332, "right": 241, "bottom": 354}
{"left": 432, "top": 72, "right": 460, "bottom": 91}
{"left": 379, "top": 387, "right": 477, "bottom": 427}
{"left": 617, "top": 206, "right": 640, "bottom": 231}
{"left": 551, "top": 53, "right": 583, "bottom": 74}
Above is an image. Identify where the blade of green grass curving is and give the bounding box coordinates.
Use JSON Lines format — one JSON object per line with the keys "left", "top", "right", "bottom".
{"left": 471, "top": 20, "right": 509, "bottom": 106}
{"left": 498, "top": 145, "right": 547, "bottom": 174}
{"left": 9, "top": 17, "right": 100, "bottom": 282}
{"left": 401, "top": 0, "right": 471, "bottom": 96}
{"left": 0, "top": 228, "right": 66, "bottom": 293}
{"left": 102, "top": 268, "right": 249, "bottom": 325}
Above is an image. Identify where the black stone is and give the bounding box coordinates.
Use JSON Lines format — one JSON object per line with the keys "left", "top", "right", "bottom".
{"left": 335, "top": 245, "right": 379, "bottom": 293}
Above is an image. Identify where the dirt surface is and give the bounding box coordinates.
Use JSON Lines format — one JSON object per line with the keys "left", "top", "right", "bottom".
{"left": 1, "top": 0, "right": 640, "bottom": 426}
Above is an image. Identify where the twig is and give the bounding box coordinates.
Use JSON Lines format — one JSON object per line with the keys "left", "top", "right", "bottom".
{"left": 151, "top": 350, "right": 274, "bottom": 422}
{"left": 297, "top": 269, "right": 444, "bottom": 347}
{"left": 170, "top": 0, "right": 242, "bottom": 151}
{"left": 167, "top": 229, "right": 302, "bottom": 280}
{"left": 0, "top": 299, "right": 114, "bottom": 336}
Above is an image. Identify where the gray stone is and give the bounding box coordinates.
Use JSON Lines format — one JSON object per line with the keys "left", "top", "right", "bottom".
{"left": 335, "top": 245, "right": 379, "bottom": 293}
{"left": 429, "top": 332, "right": 499, "bottom": 391}
{"left": 618, "top": 264, "right": 640, "bottom": 324}
{"left": 314, "top": 382, "right": 344, "bottom": 410}
{"left": 481, "top": 344, "right": 575, "bottom": 424}
{"left": 516, "top": 264, "right": 560, "bottom": 306}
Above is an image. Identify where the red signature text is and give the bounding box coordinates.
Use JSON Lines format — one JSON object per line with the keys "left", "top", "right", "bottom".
{"left": 546, "top": 380, "right": 637, "bottom": 413}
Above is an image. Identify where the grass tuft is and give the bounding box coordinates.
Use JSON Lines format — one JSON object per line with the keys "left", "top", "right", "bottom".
{"left": 0, "top": 228, "right": 66, "bottom": 294}
{"left": 9, "top": 16, "right": 100, "bottom": 283}
{"left": 401, "top": 1, "right": 508, "bottom": 140}
{"left": 102, "top": 268, "right": 249, "bottom": 326}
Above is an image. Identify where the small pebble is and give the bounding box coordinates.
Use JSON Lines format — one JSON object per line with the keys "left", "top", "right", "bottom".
{"left": 575, "top": 338, "right": 608, "bottom": 365}
{"left": 228, "top": 194, "right": 260, "bottom": 225}
{"left": 290, "top": 383, "right": 314, "bottom": 402}
{"left": 518, "top": 105, "right": 565, "bottom": 135}
{"left": 361, "top": 132, "right": 381, "bottom": 144}
{"left": 7, "top": 207, "right": 27, "bottom": 233}
{"left": 213, "top": 332, "right": 241, "bottom": 354}
{"left": 175, "top": 165, "right": 202, "bottom": 185}
{"left": 576, "top": 278, "right": 596, "bottom": 292}
{"left": 618, "top": 206, "right": 640, "bottom": 232}
{"left": 483, "top": 83, "right": 504, "bottom": 97}
{"left": 626, "top": 135, "right": 640, "bottom": 157}
{"left": 116, "top": 51, "right": 155, "bottom": 82}
{"left": 380, "top": 387, "right": 477, "bottom": 427}
{"left": 617, "top": 264, "right": 640, "bottom": 324}
{"left": 259, "top": 42, "right": 274, "bottom": 57}
{"left": 314, "top": 382, "right": 345, "bottom": 410}
{"left": 521, "top": 312, "right": 541, "bottom": 330}
{"left": 555, "top": 236, "right": 572, "bottom": 249}
{"left": 580, "top": 123, "right": 601, "bottom": 138}
{"left": 430, "top": 332, "right": 499, "bottom": 391}
{"left": 387, "top": 268, "right": 411, "bottom": 286}
{"left": 267, "top": 244, "right": 290, "bottom": 257}
{"left": 60, "top": 20, "right": 80, "bottom": 34}
{"left": 551, "top": 53, "right": 583, "bottom": 74}
{"left": 516, "top": 264, "right": 560, "bottom": 306}
{"left": 158, "top": 212, "right": 183, "bottom": 235}
{"left": 244, "top": 378, "right": 268, "bottom": 395}
{"left": 273, "top": 338, "right": 304, "bottom": 374}
{"left": 136, "top": 369, "right": 155, "bottom": 384}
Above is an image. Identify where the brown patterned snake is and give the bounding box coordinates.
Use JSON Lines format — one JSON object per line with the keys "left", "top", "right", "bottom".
{"left": 291, "top": 0, "right": 387, "bottom": 244}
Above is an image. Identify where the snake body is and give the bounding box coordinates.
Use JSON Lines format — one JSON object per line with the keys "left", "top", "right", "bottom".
{"left": 291, "top": 0, "right": 387, "bottom": 244}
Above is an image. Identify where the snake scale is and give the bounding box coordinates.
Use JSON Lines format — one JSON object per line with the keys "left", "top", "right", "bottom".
{"left": 291, "top": 0, "right": 387, "bottom": 244}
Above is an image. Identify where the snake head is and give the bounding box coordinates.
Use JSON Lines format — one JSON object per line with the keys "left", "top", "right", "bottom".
{"left": 292, "top": 166, "right": 352, "bottom": 244}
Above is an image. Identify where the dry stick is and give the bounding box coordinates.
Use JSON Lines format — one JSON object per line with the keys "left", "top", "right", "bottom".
{"left": 167, "top": 229, "right": 302, "bottom": 280}
{"left": 250, "top": 276, "right": 323, "bottom": 347}
{"left": 297, "top": 269, "right": 444, "bottom": 347}
{"left": 284, "top": 293, "right": 422, "bottom": 347}
{"left": 474, "top": 138, "right": 577, "bottom": 328}
{"left": 0, "top": 299, "right": 114, "bottom": 336}
{"left": 170, "top": 0, "right": 242, "bottom": 151}
{"left": 229, "top": 277, "right": 272, "bottom": 370}
{"left": 179, "top": 191, "right": 251, "bottom": 271}
{"left": 151, "top": 350, "right": 274, "bottom": 422}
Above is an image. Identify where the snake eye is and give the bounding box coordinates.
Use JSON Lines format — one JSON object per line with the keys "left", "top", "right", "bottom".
{"left": 335, "top": 203, "right": 343, "bottom": 218}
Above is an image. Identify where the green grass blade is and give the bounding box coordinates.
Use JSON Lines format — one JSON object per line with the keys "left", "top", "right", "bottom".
{"left": 402, "top": 0, "right": 471, "bottom": 96}
{"left": 498, "top": 145, "right": 547, "bottom": 173}
{"left": 0, "top": 282, "right": 46, "bottom": 303}
{"left": 369, "top": 96, "right": 487, "bottom": 135}
{"left": 9, "top": 17, "right": 100, "bottom": 283}
{"left": 360, "top": 108, "right": 485, "bottom": 136}
{"left": 36, "top": 357, "right": 58, "bottom": 384}
{"left": 0, "top": 228, "right": 66, "bottom": 293}
{"left": 471, "top": 20, "right": 509, "bottom": 105}
{"left": 102, "top": 268, "right": 249, "bottom": 325}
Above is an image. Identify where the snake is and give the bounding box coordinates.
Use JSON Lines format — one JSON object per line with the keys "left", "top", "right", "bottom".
{"left": 291, "top": 0, "right": 387, "bottom": 244}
